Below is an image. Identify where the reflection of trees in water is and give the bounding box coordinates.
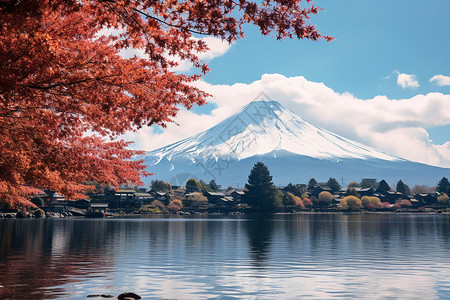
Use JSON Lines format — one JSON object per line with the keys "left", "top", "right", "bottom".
{"left": 244, "top": 216, "right": 275, "bottom": 268}
{"left": 0, "top": 220, "right": 114, "bottom": 299}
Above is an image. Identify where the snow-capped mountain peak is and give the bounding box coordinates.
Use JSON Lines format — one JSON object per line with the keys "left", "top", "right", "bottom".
{"left": 147, "top": 100, "right": 399, "bottom": 162}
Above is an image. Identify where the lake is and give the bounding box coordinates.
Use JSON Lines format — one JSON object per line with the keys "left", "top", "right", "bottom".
{"left": 1, "top": 214, "right": 450, "bottom": 299}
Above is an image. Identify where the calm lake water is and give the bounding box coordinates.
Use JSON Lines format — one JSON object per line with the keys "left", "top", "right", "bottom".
{"left": 1, "top": 214, "right": 450, "bottom": 299}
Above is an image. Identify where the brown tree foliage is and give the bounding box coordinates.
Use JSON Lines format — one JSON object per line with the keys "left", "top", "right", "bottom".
{"left": 0, "top": 0, "right": 330, "bottom": 208}
{"left": 361, "top": 196, "right": 382, "bottom": 209}
{"left": 185, "top": 192, "right": 208, "bottom": 207}
{"left": 318, "top": 191, "right": 334, "bottom": 206}
{"left": 340, "top": 196, "right": 362, "bottom": 211}
{"left": 167, "top": 199, "right": 183, "bottom": 213}
{"left": 411, "top": 185, "right": 435, "bottom": 194}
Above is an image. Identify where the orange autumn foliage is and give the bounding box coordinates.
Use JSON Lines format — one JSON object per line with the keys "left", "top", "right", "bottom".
{"left": 0, "top": 0, "right": 330, "bottom": 208}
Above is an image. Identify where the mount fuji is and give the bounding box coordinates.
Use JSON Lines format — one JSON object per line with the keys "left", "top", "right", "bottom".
{"left": 140, "top": 100, "right": 449, "bottom": 187}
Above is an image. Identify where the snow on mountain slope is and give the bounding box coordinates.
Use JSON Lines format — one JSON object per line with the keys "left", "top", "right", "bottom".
{"left": 148, "top": 100, "right": 400, "bottom": 162}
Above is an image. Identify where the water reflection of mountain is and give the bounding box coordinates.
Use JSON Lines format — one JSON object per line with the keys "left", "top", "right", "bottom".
{"left": 0, "top": 219, "right": 114, "bottom": 299}
{"left": 2, "top": 215, "right": 450, "bottom": 299}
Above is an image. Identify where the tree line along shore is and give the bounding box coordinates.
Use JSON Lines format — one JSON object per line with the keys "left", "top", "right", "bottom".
{"left": 1, "top": 162, "right": 449, "bottom": 219}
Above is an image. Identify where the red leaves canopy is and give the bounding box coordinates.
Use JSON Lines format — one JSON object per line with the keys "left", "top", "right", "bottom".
{"left": 0, "top": 0, "right": 330, "bottom": 208}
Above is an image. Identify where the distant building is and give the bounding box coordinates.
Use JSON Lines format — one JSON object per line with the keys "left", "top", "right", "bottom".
{"left": 414, "top": 193, "right": 437, "bottom": 205}
{"left": 149, "top": 191, "right": 171, "bottom": 205}
{"left": 307, "top": 185, "right": 332, "bottom": 198}
{"left": 89, "top": 203, "right": 108, "bottom": 213}
{"left": 230, "top": 190, "right": 245, "bottom": 202}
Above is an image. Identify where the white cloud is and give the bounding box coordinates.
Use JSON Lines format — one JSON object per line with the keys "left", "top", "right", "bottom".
{"left": 97, "top": 27, "right": 231, "bottom": 72}
{"left": 397, "top": 72, "right": 419, "bottom": 89}
{"left": 430, "top": 74, "right": 450, "bottom": 86}
{"left": 171, "top": 36, "right": 232, "bottom": 72}
{"left": 118, "top": 36, "right": 231, "bottom": 72}
{"left": 127, "top": 74, "right": 450, "bottom": 168}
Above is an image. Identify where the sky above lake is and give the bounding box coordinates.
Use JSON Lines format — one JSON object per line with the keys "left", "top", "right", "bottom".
{"left": 127, "top": 0, "right": 450, "bottom": 168}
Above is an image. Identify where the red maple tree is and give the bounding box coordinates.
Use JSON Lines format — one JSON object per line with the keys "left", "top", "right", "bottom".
{"left": 0, "top": 0, "right": 331, "bottom": 208}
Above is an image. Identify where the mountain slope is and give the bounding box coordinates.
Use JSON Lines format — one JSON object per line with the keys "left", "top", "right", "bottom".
{"left": 141, "top": 100, "right": 448, "bottom": 186}
{"left": 150, "top": 100, "right": 399, "bottom": 162}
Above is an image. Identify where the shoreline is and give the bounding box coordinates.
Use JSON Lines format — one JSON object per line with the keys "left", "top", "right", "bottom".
{"left": 1, "top": 210, "right": 448, "bottom": 219}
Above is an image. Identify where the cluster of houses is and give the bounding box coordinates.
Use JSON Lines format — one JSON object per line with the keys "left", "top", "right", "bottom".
{"left": 35, "top": 180, "right": 443, "bottom": 214}
{"left": 36, "top": 186, "right": 247, "bottom": 214}
{"left": 307, "top": 185, "right": 441, "bottom": 208}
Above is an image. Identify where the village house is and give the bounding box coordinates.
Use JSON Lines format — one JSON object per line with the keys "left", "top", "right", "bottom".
{"left": 230, "top": 190, "right": 245, "bottom": 202}
{"left": 149, "top": 190, "right": 171, "bottom": 205}
{"left": 383, "top": 191, "right": 404, "bottom": 204}
{"left": 69, "top": 199, "right": 91, "bottom": 210}
{"left": 89, "top": 202, "right": 108, "bottom": 213}
{"left": 338, "top": 187, "right": 375, "bottom": 197}
{"left": 203, "top": 191, "right": 235, "bottom": 209}
{"left": 183, "top": 193, "right": 208, "bottom": 211}
{"left": 40, "top": 190, "right": 68, "bottom": 213}
{"left": 133, "top": 192, "right": 154, "bottom": 205}
{"left": 111, "top": 189, "right": 139, "bottom": 209}
{"left": 307, "top": 185, "right": 332, "bottom": 198}
{"left": 414, "top": 193, "right": 438, "bottom": 206}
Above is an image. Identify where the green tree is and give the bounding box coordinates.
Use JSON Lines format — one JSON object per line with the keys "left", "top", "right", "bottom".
{"left": 327, "top": 177, "right": 341, "bottom": 193}
{"left": 437, "top": 177, "right": 449, "bottom": 194}
{"left": 308, "top": 178, "right": 317, "bottom": 188}
{"left": 244, "top": 162, "right": 282, "bottom": 211}
{"left": 186, "top": 179, "right": 201, "bottom": 193}
{"left": 198, "top": 180, "right": 211, "bottom": 193}
{"left": 377, "top": 180, "right": 391, "bottom": 193}
{"left": 396, "top": 180, "right": 408, "bottom": 195}
{"left": 208, "top": 180, "right": 219, "bottom": 192}
{"left": 284, "top": 183, "right": 305, "bottom": 197}
{"left": 31, "top": 196, "right": 44, "bottom": 207}
{"left": 284, "top": 183, "right": 297, "bottom": 195}
{"left": 347, "top": 187, "right": 360, "bottom": 198}
{"left": 360, "top": 179, "right": 376, "bottom": 188}
{"left": 151, "top": 180, "right": 173, "bottom": 194}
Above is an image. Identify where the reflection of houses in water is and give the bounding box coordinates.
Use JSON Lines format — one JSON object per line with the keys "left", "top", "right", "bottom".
{"left": 0, "top": 220, "right": 114, "bottom": 299}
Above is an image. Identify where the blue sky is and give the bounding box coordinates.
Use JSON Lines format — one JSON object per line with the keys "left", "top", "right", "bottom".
{"left": 128, "top": 0, "right": 450, "bottom": 168}
{"left": 204, "top": 0, "right": 450, "bottom": 98}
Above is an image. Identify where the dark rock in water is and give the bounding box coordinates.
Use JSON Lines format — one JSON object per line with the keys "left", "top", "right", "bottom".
{"left": 86, "top": 295, "right": 114, "bottom": 298}
{"left": 16, "top": 211, "right": 27, "bottom": 218}
{"left": 87, "top": 295, "right": 101, "bottom": 298}
{"left": 118, "top": 292, "right": 141, "bottom": 299}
